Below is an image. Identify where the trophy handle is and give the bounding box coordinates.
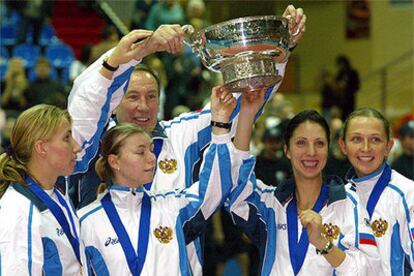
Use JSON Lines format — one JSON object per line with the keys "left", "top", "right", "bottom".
{"left": 182, "top": 25, "right": 196, "bottom": 47}
{"left": 182, "top": 24, "right": 206, "bottom": 61}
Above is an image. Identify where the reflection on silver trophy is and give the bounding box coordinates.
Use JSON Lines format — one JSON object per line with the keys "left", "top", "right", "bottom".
{"left": 183, "top": 15, "right": 298, "bottom": 92}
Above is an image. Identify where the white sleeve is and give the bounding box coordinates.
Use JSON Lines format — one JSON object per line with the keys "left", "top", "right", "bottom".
{"left": 68, "top": 48, "right": 140, "bottom": 173}
{"left": 0, "top": 202, "right": 43, "bottom": 275}
{"left": 399, "top": 183, "right": 414, "bottom": 269}
{"left": 334, "top": 196, "right": 383, "bottom": 276}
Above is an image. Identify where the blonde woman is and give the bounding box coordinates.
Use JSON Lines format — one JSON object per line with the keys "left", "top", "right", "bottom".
{"left": 0, "top": 104, "right": 83, "bottom": 275}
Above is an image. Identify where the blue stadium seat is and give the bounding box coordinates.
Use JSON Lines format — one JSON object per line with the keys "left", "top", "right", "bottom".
{"left": 39, "top": 24, "right": 58, "bottom": 46}
{"left": 45, "top": 43, "right": 75, "bottom": 69}
{"left": 0, "top": 24, "right": 17, "bottom": 46}
{"left": 0, "top": 61, "right": 8, "bottom": 81}
{"left": 12, "top": 43, "right": 41, "bottom": 68}
{"left": 0, "top": 46, "right": 9, "bottom": 59}
{"left": 60, "top": 66, "right": 70, "bottom": 85}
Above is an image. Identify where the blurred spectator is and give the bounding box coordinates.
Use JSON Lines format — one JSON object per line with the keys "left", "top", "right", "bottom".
{"left": 335, "top": 55, "right": 360, "bottom": 120}
{"left": 186, "top": 0, "right": 208, "bottom": 24}
{"left": 15, "top": 0, "right": 54, "bottom": 45}
{"left": 90, "top": 25, "right": 120, "bottom": 62}
{"left": 1, "top": 57, "right": 28, "bottom": 112}
{"left": 25, "top": 57, "right": 67, "bottom": 108}
{"left": 255, "top": 126, "right": 291, "bottom": 187}
{"left": 171, "top": 104, "right": 190, "bottom": 117}
{"left": 0, "top": 114, "right": 16, "bottom": 150}
{"left": 392, "top": 120, "right": 414, "bottom": 180}
{"left": 145, "top": 0, "right": 185, "bottom": 31}
{"left": 69, "top": 43, "right": 93, "bottom": 83}
{"left": 324, "top": 118, "right": 351, "bottom": 180}
{"left": 130, "top": 0, "right": 157, "bottom": 30}
{"left": 0, "top": 107, "right": 5, "bottom": 152}
{"left": 320, "top": 67, "right": 339, "bottom": 121}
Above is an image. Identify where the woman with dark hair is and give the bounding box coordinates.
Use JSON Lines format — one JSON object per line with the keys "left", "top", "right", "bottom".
{"left": 227, "top": 109, "right": 382, "bottom": 275}
{"left": 339, "top": 107, "right": 414, "bottom": 274}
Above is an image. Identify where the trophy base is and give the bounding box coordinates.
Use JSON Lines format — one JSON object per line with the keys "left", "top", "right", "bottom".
{"left": 221, "top": 55, "right": 282, "bottom": 92}
{"left": 223, "top": 75, "right": 282, "bottom": 92}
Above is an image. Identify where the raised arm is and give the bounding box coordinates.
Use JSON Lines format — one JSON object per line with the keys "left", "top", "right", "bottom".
{"left": 68, "top": 25, "right": 184, "bottom": 173}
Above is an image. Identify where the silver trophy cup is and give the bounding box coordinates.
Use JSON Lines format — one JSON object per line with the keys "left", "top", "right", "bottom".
{"left": 183, "top": 15, "right": 297, "bottom": 92}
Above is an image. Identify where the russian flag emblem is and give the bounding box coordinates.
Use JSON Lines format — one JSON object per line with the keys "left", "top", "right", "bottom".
{"left": 360, "top": 233, "right": 377, "bottom": 246}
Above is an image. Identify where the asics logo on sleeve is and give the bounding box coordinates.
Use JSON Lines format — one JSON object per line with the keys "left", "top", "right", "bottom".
{"left": 56, "top": 228, "right": 64, "bottom": 237}
{"left": 105, "top": 237, "right": 119, "bottom": 246}
{"left": 277, "top": 223, "right": 287, "bottom": 230}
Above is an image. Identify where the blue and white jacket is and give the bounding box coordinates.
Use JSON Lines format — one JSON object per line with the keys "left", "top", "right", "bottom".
{"left": 0, "top": 183, "right": 84, "bottom": 275}
{"left": 77, "top": 133, "right": 255, "bottom": 275}
{"left": 226, "top": 159, "right": 383, "bottom": 275}
{"left": 68, "top": 48, "right": 287, "bottom": 274}
{"left": 345, "top": 163, "right": 414, "bottom": 275}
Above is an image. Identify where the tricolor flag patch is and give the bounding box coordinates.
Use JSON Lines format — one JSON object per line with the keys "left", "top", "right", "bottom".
{"left": 360, "top": 233, "right": 377, "bottom": 246}
{"left": 411, "top": 228, "right": 414, "bottom": 239}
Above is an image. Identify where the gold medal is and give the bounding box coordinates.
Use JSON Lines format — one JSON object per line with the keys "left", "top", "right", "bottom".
{"left": 154, "top": 226, "right": 173, "bottom": 244}
{"left": 371, "top": 218, "right": 388, "bottom": 238}
{"left": 158, "top": 159, "right": 177, "bottom": 174}
{"left": 321, "top": 222, "right": 340, "bottom": 241}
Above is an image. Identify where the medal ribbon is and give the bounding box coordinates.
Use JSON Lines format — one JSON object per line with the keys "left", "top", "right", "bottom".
{"left": 25, "top": 177, "right": 81, "bottom": 263}
{"left": 287, "top": 184, "right": 329, "bottom": 275}
{"left": 101, "top": 191, "right": 151, "bottom": 276}
{"left": 366, "top": 163, "right": 392, "bottom": 219}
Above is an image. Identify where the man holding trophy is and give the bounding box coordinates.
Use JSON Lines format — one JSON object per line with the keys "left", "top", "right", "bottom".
{"left": 68, "top": 4, "right": 306, "bottom": 275}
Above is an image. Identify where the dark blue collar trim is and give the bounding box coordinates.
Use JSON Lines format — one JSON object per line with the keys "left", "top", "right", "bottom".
{"left": 151, "top": 122, "right": 167, "bottom": 139}
{"left": 12, "top": 182, "right": 48, "bottom": 212}
{"left": 275, "top": 175, "right": 346, "bottom": 206}
{"left": 345, "top": 163, "right": 386, "bottom": 183}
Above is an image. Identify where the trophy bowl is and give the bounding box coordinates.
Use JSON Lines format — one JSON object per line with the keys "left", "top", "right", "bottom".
{"left": 183, "top": 15, "right": 294, "bottom": 92}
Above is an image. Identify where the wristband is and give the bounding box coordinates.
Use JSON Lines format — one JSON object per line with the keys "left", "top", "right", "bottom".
{"left": 102, "top": 59, "right": 119, "bottom": 72}
{"left": 316, "top": 240, "right": 334, "bottom": 255}
{"left": 211, "top": 121, "right": 232, "bottom": 129}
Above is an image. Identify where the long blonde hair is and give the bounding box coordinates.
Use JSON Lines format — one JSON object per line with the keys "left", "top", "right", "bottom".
{"left": 0, "top": 104, "right": 71, "bottom": 198}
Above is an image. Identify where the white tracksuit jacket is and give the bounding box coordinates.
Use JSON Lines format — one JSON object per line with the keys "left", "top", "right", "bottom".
{"left": 226, "top": 156, "right": 383, "bottom": 275}
{"left": 78, "top": 133, "right": 254, "bottom": 275}
{"left": 0, "top": 183, "right": 84, "bottom": 275}
{"left": 68, "top": 47, "right": 287, "bottom": 274}
{"left": 345, "top": 163, "right": 414, "bottom": 275}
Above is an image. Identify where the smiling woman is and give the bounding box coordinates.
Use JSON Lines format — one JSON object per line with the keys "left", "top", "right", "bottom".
{"left": 226, "top": 109, "right": 382, "bottom": 275}
{"left": 0, "top": 104, "right": 83, "bottom": 275}
{"left": 339, "top": 108, "right": 414, "bottom": 274}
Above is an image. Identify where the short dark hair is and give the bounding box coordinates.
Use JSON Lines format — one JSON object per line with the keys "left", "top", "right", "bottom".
{"left": 284, "top": 110, "right": 330, "bottom": 149}
{"left": 342, "top": 107, "right": 390, "bottom": 141}
{"left": 133, "top": 64, "right": 161, "bottom": 96}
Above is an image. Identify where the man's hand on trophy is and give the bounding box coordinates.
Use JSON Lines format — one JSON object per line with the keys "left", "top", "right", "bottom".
{"left": 282, "top": 5, "right": 306, "bottom": 49}
{"left": 142, "top": 24, "right": 184, "bottom": 55}
{"left": 106, "top": 29, "right": 153, "bottom": 68}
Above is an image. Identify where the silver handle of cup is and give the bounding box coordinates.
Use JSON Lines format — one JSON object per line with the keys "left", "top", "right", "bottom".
{"left": 182, "top": 24, "right": 205, "bottom": 60}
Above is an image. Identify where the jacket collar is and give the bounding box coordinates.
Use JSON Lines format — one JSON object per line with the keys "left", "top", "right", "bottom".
{"left": 345, "top": 163, "right": 388, "bottom": 183}
{"left": 151, "top": 122, "right": 167, "bottom": 139}
{"left": 274, "top": 175, "right": 346, "bottom": 207}
{"left": 12, "top": 182, "right": 48, "bottom": 212}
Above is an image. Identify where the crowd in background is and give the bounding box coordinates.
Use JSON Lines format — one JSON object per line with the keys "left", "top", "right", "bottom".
{"left": 0, "top": 1, "right": 413, "bottom": 275}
